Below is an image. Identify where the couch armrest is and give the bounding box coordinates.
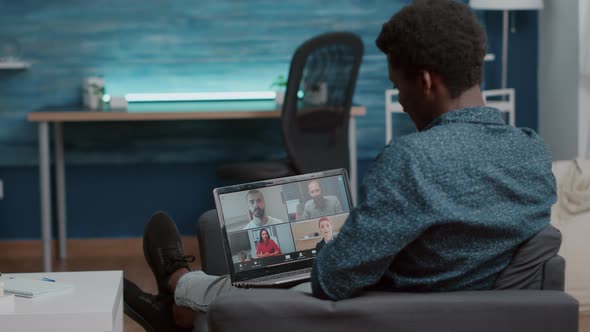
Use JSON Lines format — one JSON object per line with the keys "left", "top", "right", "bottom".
{"left": 208, "top": 289, "right": 578, "bottom": 332}
{"left": 543, "top": 255, "right": 566, "bottom": 290}
{"left": 197, "top": 209, "right": 228, "bottom": 276}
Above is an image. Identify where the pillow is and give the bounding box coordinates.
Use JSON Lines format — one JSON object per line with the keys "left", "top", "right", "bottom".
{"left": 492, "top": 224, "right": 562, "bottom": 290}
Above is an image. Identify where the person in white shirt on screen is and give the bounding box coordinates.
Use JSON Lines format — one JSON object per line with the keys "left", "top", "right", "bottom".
{"left": 243, "top": 190, "right": 284, "bottom": 230}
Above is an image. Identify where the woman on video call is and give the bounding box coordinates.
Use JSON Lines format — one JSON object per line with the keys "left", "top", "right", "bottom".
{"left": 315, "top": 217, "right": 335, "bottom": 252}
{"left": 256, "top": 229, "right": 281, "bottom": 257}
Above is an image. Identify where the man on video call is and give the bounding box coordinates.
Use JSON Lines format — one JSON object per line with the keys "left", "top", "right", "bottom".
{"left": 302, "top": 180, "right": 344, "bottom": 219}
{"left": 243, "top": 189, "right": 284, "bottom": 230}
{"left": 123, "top": 1, "right": 556, "bottom": 331}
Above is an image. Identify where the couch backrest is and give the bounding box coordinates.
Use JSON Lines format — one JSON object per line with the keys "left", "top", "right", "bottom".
{"left": 198, "top": 210, "right": 566, "bottom": 290}
{"left": 492, "top": 224, "right": 564, "bottom": 290}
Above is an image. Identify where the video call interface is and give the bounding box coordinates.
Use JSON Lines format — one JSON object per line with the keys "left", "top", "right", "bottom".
{"left": 219, "top": 175, "right": 351, "bottom": 273}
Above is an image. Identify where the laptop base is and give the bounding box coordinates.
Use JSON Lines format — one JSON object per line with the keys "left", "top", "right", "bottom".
{"left": 233, "top": 270, "right": 311, "bottom": 289}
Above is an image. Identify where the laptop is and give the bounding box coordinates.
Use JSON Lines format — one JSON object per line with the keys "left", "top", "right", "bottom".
{"left": 213, "top": 168, "right": 353, "bottom": 288}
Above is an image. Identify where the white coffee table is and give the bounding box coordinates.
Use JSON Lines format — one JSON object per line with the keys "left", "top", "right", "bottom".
{"left": 0, "top": 271, "right": 123, "bottom": 332}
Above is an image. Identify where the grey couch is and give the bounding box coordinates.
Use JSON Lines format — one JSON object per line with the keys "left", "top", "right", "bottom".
{"left": 196, "top": 210, "right": 579, "bottom": 332}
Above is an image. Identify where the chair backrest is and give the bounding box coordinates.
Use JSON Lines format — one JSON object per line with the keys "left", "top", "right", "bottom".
{"left": 482, "top": 88, "right": 515, "bottom": 126}
{"left": 385, "top": 89, "right": 403, "bottom": 144}
{"left": 281, "top": 32, "right": 364, "bottom": 174}
{"left": 385, "top": 88, "right": 516, "bottom": 144}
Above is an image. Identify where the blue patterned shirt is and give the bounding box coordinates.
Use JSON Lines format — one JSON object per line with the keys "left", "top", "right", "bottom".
{"left": 311, "top": 107, "right": 557, "bottom": 300}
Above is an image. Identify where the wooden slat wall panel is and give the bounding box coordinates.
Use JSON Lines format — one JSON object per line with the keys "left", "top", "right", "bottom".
{"left": 0, "top": 0, "right": 409, "bottom": 166}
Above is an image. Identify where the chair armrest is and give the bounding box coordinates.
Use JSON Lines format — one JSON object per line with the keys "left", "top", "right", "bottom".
{"left": 208, "top": 289, "right": 578, "bottom": 332}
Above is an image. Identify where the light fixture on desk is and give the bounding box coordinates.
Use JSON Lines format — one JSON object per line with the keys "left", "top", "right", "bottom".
{"left": 103, "top": 90, "right": 305, "bottom": 103}
{"left": 470, "top": 0, "right": 544, "bottom": 89}
{"left": 126, "top": 91, "right": 276, "bottom": 102}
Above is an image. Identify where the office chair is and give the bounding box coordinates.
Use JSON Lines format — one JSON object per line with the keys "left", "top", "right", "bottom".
{"left": 217, "top": 32, "right": 364, "bottom": 181}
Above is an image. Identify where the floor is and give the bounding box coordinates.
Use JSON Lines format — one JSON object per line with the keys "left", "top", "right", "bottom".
{"left": 0, "top": 238, "right": 588, "bottom": 332}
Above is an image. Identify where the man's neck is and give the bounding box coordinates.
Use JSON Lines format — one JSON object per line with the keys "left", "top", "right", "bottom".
{"left": 446, "top": 85, "right": 485, "bottom": 111}
{"left": 416, "top": 85, "right": 485, "bottom": 131}
{"left": 315, "top": 195, "right": 326, "bottom": 204}
{"left": 253, "top": 216, "right": 268, "bottom": 226}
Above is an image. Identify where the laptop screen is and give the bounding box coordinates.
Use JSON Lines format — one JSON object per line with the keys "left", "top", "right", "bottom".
{"left": 214, "top": 169, "right": 352, "bottom": 279}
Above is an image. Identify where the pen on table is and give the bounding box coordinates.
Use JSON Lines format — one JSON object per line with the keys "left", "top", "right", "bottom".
{"left": 41, "top": 277, "right": 55, "bottom": 282}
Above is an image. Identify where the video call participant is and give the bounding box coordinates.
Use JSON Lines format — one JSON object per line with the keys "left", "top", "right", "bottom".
{"left": 302, "top": 180, "right": 344, "bottom": 219}
{"left": 315, "top": 217, "right": 335, "bottom": 252}
{"left": 243, "top": 189, "right": 285, "bottom": 230}
{"left": 256, "top": 229, "right": 281, "bottom": 258}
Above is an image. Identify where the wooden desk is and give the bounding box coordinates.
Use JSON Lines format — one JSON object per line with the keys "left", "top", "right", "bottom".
{"left": 27, "top": 101, "right": 366, "bottom": 271}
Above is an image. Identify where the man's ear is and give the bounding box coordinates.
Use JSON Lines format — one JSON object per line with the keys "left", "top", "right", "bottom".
{"left": 419, "top": 70, "right": 433, "bottom": 96}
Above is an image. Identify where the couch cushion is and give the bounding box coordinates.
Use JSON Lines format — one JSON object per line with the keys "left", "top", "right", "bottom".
{"left": 208, "top": 289, "right": 579, "bottom": 332}
{"left": 493, "top": 224, "right": 562, "bottom": 290}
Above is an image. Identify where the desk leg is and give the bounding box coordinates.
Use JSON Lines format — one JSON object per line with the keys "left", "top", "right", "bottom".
{"left": 38, "top": 122, "right": 53, "bottom": 272}
{"left": 349, "top": 117, "right": 358, "bottom": 206}
{"left": 55, "top": 122, "right": 67, "bottom": 259}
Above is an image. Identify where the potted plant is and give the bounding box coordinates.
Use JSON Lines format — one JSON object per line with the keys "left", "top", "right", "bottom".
{"left": 82, "top": 77, "right": 106, "bottom": 110}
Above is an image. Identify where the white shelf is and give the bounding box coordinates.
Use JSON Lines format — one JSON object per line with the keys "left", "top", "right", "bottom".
{"left": 0, "top": 60, "right": 31, "bottom": 70}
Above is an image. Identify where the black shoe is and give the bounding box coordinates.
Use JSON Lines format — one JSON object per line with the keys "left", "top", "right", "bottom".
{"left": 143, "top": 211, "right": 195, "bottom": 296}
{"left": 123, "top": 278, "right": 190, "bottom": 332}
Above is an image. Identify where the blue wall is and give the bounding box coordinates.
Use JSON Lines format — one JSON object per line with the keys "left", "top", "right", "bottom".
{"left": 0, "top": 1, "right": 539, "bottom": 239}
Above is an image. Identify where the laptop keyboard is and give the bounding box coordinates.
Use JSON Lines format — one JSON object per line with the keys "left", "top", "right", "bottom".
{"left": 253, "top": 268, "right": 312, "bottom": 282}
{"left": 235, "top": 267, "right": 312, "bottom": 287}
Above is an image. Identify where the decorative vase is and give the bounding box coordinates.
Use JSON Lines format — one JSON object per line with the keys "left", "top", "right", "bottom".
{"left": 82, "top": 77, "right": 105, "bottom": 110}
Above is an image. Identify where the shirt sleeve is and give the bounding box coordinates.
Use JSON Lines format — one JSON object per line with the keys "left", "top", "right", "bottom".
{"left": 271, "top": 240, "right": 281, "bottom": 254}
{"left": 311, "top": 140, "right": 434, "bottom": 300}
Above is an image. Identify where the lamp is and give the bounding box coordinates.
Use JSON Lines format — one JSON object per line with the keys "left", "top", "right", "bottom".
{"left": 470, "top": 0, "right": 544, "bottom": 89}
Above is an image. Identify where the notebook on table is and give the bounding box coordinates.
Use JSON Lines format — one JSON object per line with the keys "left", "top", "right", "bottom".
{"left": 0, "top": 277, "right": 74, "bottom": 298}
{"left": 213, "top": 168, "right": 353, "bottom": 288}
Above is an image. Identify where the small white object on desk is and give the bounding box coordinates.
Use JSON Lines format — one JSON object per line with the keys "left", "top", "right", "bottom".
{"left": 109, "top": 96, "right": 128, "bottom": 110}
{"left": 1, "top": 276, "right": 74, "bottom": 298}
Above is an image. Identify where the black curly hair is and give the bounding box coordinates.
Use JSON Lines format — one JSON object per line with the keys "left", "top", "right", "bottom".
{"left": 376, "top": 0, "right": 487, "bottom": 98}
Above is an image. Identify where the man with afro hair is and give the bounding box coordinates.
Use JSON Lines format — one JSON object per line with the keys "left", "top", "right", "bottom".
{"left": 123, "top": 1, "right": 556, "bottom": 330}
{"left": 311, "top": 0, "right": 555, "bottom": 300}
